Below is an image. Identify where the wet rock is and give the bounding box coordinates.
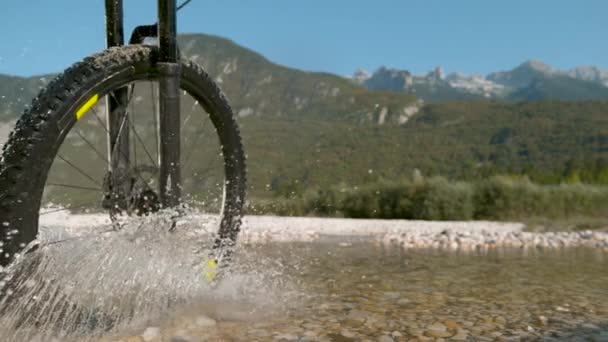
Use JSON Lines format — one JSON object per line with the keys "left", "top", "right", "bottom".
{"left": 451, "top": 331, "right": 469, "bottom": 341}
{"left": 462, "top": 320, "right": 474, "bottom": 327}
{"left": 343, "top": 319, "right": 365, "bottom": 328}
{"left": 596, "top": 306, "right": 608, "bottom": 314}
{"left": 303, "top": 330, "right": 317, "bottom": 338}
{"left": 535, "top": 315, "right": 548, "bottom": 326}
{"left": 391, "top": 331, "right": 402, "bottom": 337}
{"left": 382, "top": 292, "right": 400, "bottom": 300}
{"left": 489, "top": 331, "right": 502, "bottom": 338}
{"left": 396, "top": 298, "right": 411, "bottom": 305}
{"left": 406, "top": 327, "right": 424, "bottom": 336}
{"left": 477, "top": 322, "right": 496, "bottom": 331}
{"left": 474, "top": 337, "right": 494, "bottom": 342}
{"left": 347, "top": 309, "right": 369, "bottom": 322}
{"left": 302, "top": 322, "right": 324, "bottom": 330}
{"left": 274, "top": 333, "right": 298, "bottom": 340}
{"left": 470, "top": 326, "right": 483, "bottom": 334}
{"left": 443, "top": 319, "right": 458, "bottom": 330}
{"left": 141, "top": 327, "right": 161, "bottom": 342}
{"left": 590, "top": 332, "right": 608, "bottom": 342}
{"left": 494, "top": 316, "right": 507, "bottom": 324}
{"left": 327, "top": 332, "right": 356, "bottom": 342}
{"left": 427, "top": 322, "right": 447, "bottom": 331}
{"left": 340, "top": 329, "right": 357, "bottom": 338}
{"left": 123, "top": 337, "right": 145, "bottom": 342}
{"left": 425, "top": 322, "right": 452, "bottom": 338}
{"left": 170, "top": 337, "right": 193, "bottom": 342}
{"left": 195, "top": 315, "right": 217, "bottom": 327}
{"left": 377, "top": 335, "right": 394, "bottom": 342}
{"left": 581, "top": 323, "right": 600, "bottom": 330}
{"left": 298, "top": 337, "right": 318, "bottom": 342}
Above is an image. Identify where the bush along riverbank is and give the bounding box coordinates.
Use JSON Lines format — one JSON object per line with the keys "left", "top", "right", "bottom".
{"left": 249, "top": 176, "right": 608, "bottom": 230}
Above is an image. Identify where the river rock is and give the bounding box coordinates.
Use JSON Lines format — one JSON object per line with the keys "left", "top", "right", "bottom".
{"left": 451, "top": 330, "right": 469, "bottom": 341}
{"left": 123, "top": 337, "right": 145, "bottom": 342}
{"left": 535, "top": 315, "right": 548, "bottom": 326}
{"left": 425, "top": 322, "right": 452, "bottom": 338}
{"left": 141, "top": 327, "right": 161, "bottom": 342}
{"left": 170, "top": 337, "right": 193, "bottom": 342}
{"left": 382, "top": 291, "right": 400, "bottom": 300}
{"left": 274, "top": 333, "right": 298, "bottom": 340}
{"left": 444, "top": 319, "right": 458, "bottom": 330}
{"left": 377, "top": 336, "right": 394, "bottom": 342}
{"left": 347, "top": 309, "right": 369, "bottom": 322}
{"left": 195, "top": 315, "right": 217, "bottom": 327}
{"left": 340, "top": 329, "right": 357, "bottom": 338}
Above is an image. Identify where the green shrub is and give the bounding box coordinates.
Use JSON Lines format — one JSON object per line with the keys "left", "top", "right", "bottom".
{"left": 250, "top": 175, "right": 608, "bottom": 221}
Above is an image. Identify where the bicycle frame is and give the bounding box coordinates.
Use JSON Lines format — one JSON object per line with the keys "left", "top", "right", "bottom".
{"left": 104, "top": 0, "right": 181, "bottom": 209}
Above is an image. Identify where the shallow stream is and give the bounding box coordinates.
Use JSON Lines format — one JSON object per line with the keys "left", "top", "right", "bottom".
{"left": 0, "top": 220, "right": 606, "bottom": 341}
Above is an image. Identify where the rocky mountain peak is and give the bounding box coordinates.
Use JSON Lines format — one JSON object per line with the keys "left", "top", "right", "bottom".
{"left": 351, "top": 68, "right": 371, "bottom": 84}
{"left": 521, "top": 60, "right": 553, "bottom": 74}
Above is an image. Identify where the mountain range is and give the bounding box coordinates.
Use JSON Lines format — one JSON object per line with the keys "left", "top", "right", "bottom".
{"left": 353, "top": 61, "right": 608, "bottom": 103}
{"left": 2, "top": 36, "right": 608, "bottom": 122}
{"left": 1, "top": 33, "right": 607, "bottom": 202}
{"left": 0, "top": 34, "right": 418, "bottom": 126}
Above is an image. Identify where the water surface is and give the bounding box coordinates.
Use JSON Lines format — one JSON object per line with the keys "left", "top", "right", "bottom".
{"left": 1, "top": 226, "right": 607, "bottom": 341}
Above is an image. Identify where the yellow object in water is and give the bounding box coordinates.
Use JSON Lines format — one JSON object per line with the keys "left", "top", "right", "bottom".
{"left": 204, "top": 259, "right": 218, "bottom": 282}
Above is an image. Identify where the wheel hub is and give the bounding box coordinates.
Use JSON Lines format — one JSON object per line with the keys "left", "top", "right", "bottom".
{"left": 102, "top": 165, "right": 160, "bottom": 217}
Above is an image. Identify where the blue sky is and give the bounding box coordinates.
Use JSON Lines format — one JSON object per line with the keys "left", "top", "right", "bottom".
{"left": 0, "top": 0, "right": 606, "bottom": 77}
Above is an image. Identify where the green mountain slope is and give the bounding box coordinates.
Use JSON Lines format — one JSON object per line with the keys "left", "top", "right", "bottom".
{"left": 35, "top": 99, "right": 608, "bottom": 203}
{"left": 241, "top": 100, "right": 608, "bottom": 198}
{"left": 0, "top": 33, "right": 418, "bottom": 125}
{"left": 177, "top": 34, "right": 417, "bottom": 124}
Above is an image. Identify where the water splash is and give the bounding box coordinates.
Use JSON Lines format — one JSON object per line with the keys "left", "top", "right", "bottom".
{"left": 0, "top": 213, "right": 302, "bottom": 341}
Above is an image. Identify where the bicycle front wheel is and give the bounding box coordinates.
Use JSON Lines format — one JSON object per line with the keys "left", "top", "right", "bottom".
{"left": 0, "top": 45, "right": 246, "bottom": 266}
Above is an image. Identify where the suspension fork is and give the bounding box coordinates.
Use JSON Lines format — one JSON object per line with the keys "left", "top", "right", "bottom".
{"left": 104, "top": 0, "right": 181, "bottom": 209}
{"left": 105, "top": 0, "right": 131, "bottom": 204}
{"left": 158, "top": 0, "right": 182, "bottom": 208}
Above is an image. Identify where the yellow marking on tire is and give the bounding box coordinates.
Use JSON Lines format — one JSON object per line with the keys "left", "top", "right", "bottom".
{"left": 204, "top": 259, "right": 218, "bottom": 282}
{"left": 76, "top": 94, "right": 99, "bottom": 120}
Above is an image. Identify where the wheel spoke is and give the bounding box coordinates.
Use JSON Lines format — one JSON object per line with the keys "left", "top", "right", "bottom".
{"left": 151, "top": 82, "right": 160, "bottom": 163}
{"left": 90, "top": 106, "right": 150, "bottom": 187}
{"left": 57, "top": 154, "right": 102, "bottom": 188}
{"left": 47, "top": 183, "right": 102, "bottom": 192}
{"left": 74, "top": 129, "right": 110, "bottom": 167}
{"left": 129, "top": 94, "right": 138, "bottom": 170}
{"left": 90, "top": 107, "right": 111, "bottom": 136}
{"left": 128, "top": 114, "right": 158, "bottom": 168}
{"left": 108, "top": 84, "right": 136, "bottom": 109}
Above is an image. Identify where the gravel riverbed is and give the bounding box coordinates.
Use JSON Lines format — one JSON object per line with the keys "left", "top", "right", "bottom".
{"left": 41, "top": 213, "right": 608, "bottom": 251}
{"left": 22, "top": 213, "right": 608, "bottom": 342}
{"left": 107, "top": 244, "right": 608, "bottom": 342}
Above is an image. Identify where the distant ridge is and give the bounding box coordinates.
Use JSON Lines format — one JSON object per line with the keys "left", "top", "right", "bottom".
{"left": 354, "top": 60, "right": 608, "bottom": 102}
